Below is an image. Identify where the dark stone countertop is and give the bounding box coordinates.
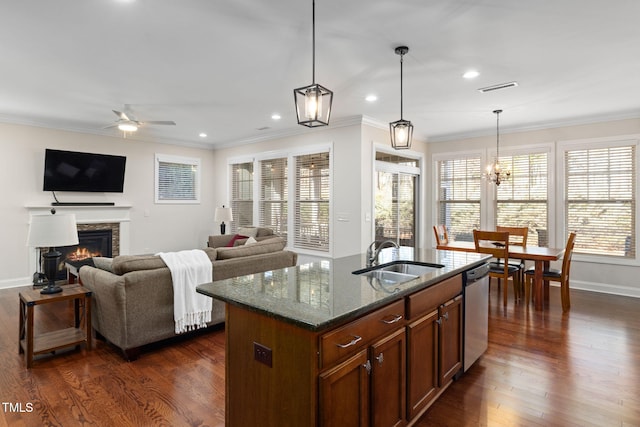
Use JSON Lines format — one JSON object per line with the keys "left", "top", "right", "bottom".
{"left": 196, "top": 247, "right": 491, "bottom": 332}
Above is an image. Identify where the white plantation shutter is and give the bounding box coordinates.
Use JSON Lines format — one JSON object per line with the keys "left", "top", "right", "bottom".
{"left": 564, "top": 143, "right": 636, "bottom": 258}
{"left": 437, "top": 157, "right": 481, "bottom": 242}
{"left": 294, "top": 152, "right": 330, "bottom": 251}
{"left": 496, "top": 152, "right": 548, "bottom": 246}
{"left": 155, "top": 154, "right": 200, "bottom": 203}
{"left": 230, "top": 161, "right": 254, "bottom": 232}
{"left": 259, "top": 158, "right": 288, "bottom": 239}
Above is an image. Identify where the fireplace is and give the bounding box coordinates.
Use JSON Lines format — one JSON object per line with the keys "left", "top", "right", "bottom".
{"left": 54, "top": 223, "right": 120, "bottom": 281}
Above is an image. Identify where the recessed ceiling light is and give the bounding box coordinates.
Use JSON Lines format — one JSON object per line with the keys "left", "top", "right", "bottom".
{"left": 365, "top": 94, "right": 378, "bottom": 102}
{"left": 199, "top": 133, "right": 207, "bottom": 138}
{"left": 463, "top": 70, "right": 480, "bottom": 79}
{"left": 271, "top": 114, "right": 281, "bottom": 120}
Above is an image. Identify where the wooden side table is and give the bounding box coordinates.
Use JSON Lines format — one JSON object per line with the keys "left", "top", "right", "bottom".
{"left": 19, "top": 285, "right": 92, "bottom": 368}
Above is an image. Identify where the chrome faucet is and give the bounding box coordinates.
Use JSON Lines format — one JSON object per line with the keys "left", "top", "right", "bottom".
{"left": 366, "top": 240, "right": 399, "bottom": 267}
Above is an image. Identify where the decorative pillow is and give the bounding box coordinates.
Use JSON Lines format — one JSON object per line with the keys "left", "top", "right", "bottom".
{"left": 245, "top": 236, "right": 258, "bottom": 245}
{"left": 92, "top": 257, "right": 114, "bottom": 273}
{"left": 226, "top": 234, "right": 249, "bottom": 247}
{"left": 237, "top": 227, "right": 259, "bottom": 238}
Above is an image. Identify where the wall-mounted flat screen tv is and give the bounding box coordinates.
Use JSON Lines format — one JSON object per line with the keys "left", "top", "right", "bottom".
{"left": 43, "top": 149, "right": 126, "bottom": 193}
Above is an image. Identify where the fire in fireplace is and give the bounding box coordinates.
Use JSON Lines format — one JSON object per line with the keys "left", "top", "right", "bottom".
{"left": 54, "top": 229, "right": 113, "bottom": 280}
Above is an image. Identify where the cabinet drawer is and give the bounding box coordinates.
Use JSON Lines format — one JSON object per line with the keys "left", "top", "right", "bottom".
{"left": 320, "top": 299, "right": 405, "bottom": 369}
{"left": 406, "top": 274, "right": 462, "bottom": 320}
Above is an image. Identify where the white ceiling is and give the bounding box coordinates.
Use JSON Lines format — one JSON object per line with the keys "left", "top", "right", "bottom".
{"left": 2, "top": 0, "right": 639, "bottom": 148}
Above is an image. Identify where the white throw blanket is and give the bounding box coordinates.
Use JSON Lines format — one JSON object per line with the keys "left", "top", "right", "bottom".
{"left": 157, "top": 249, "right": 213, "bottom": 334}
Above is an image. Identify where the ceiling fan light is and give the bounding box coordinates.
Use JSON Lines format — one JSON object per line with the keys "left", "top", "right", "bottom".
{"left": 118, "top": 121, "right": 138, "bottom": 132}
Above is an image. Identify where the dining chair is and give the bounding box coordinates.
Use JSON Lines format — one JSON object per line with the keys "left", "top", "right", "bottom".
{"left": 433, "top": 225, "right": 449, "bottom": 246}
{"left": 473, "top": 230, "right": 522, "bottom": 306}
{"left": 524, "top": 232, "right": 577, "bottom": 312}
{"left": 496, "top": 226, "right": 529, "bottom": 284}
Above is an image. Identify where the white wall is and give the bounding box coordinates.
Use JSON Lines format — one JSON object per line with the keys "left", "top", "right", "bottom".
{"left": 428, "top": 117, "right": 640, "bottom": 298}
{"left": 0, "top": 123, "right": 216, "bottom": 289}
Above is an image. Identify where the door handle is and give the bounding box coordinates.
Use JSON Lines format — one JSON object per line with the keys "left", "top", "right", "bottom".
{"left": 375, "top": 352, "right": 384, "bottom": 365}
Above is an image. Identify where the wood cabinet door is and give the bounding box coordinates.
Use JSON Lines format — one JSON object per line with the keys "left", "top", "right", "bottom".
{"left": 371, "top": 328, "right": 407, "bottom": 427}
{"left": 406, "top": 309, "right": 439, "bottom": 420}
{"left": 438, "top": 295, "right": 463, "bottom": 386}
{"left": 319, "top": 349, "right": 370, "bottom": 427}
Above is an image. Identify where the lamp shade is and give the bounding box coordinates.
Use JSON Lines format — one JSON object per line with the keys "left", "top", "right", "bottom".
{"left": 27, "top": 213, "right": 79, "bottom": 248}
{"left": 214, "top": 207, "right": 233, "bottom": 223}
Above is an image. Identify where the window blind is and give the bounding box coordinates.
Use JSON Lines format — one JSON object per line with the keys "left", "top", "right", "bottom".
{"left": 294, "top": 152, "right": 330, "bottom": 252}
{"left": 496, "top": 152, "right": 548, "bottom": 246}
{"left": 565, "top": 144, "right": 636, "bottom": 257}
{"left": 437, "top": 157, "right": 481, "bottom": 242}
{"left": 230, "top": 161, "right": 254, "bottom": 232}
{"left": 259, "top": 158, "right": 288, "bottom": 239}
{"left": 155, "top": 154, "right": 200, "bottom": 203}
{"left": 375, "top": 171, "right": 416, "bottom": 246}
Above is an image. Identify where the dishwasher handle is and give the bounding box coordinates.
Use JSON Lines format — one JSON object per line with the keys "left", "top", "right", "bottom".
{"left": 465, "top": 263, "right": 490, "bottom": 283}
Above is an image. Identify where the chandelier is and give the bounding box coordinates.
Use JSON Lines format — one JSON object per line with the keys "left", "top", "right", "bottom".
{"left": 293, "top": 0, "right": 333, "bottom": 127}
{"left": 389, "top": 46, "right": 413, "bottom": 149}
{"left": 484, "top": 109, "right": 510, "bottom": 186}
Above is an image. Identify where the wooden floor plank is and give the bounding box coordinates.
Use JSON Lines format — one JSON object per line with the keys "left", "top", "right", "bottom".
{"left": 1, "top": 281, "right": 639, "bottom": 426}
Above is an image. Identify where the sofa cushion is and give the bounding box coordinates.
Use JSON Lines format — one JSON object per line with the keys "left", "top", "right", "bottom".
{"left": 93, "top": 256, "right": 114, "bottom": 273}
{"left": 238, "top": 227, "right": 259, "bottom": 238}
{"left": 113, "top": 255, "right": 167, "bottom": 275}
{"left": 216, "top": 237, "right": 286, "bottom": 260}
{"left": 112, "top": 248, "right": 217, "bottom": 275}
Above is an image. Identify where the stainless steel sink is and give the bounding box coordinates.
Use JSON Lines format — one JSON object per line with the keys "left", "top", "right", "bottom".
{"left": 357, "top": 269, "right": 418, "bottom": 285}
{"left": 353, "top": 261, "right": 444, "bottom": 285}
{"left": 377, "top": 262, "right": 442, "bottom": 276}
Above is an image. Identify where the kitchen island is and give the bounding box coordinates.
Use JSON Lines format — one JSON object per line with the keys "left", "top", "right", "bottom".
{"left": 197, "top": 247, "right": 490, "bottom": 427}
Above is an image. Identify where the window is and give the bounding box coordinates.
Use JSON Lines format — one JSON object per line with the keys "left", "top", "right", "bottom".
{"left": 230, "top": 161, "right": 254, "bottom": 231}
{"left": 375, "top": 152, "right": 420, "bottom": 247}
{"left": 436, "top": 156, "right": 481, "bottom": 242}
{"left": 496, "top": 152, "right": 548, "bottom": 246}
{"left": 227, "top": 148, "right": 332, "bottom": 253}
{"left": 294, "top": 152, "right": 330, "bottom": 252}
{"left": 564, "top": 141, "right": 636, "bottom": 258}
{"left": 155, "top": 154, "right": 200, "bottom": 204}
{"left": 260, "top": 158, "right": 288, "bottom": 239}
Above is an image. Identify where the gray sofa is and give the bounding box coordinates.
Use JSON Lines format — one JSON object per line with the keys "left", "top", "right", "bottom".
{"left": 80, "top": 232, "right": 297, "bottom": 360}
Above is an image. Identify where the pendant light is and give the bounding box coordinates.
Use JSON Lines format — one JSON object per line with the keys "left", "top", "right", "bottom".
{"left": 484, "top": 109, "right": 511, "bottom": 186}
{"left": 389, "top": 46, "right": 413, "bottom": 150}
{"left": 293, "top": 0, "right": 333, "bottom": 127}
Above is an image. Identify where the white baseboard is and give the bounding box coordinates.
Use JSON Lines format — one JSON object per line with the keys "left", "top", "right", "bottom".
{"left": 569, "top": 279, "right": 640, "bottom": 299}
{"left": 0, "top": 277, "right": 32, "bottom": 290}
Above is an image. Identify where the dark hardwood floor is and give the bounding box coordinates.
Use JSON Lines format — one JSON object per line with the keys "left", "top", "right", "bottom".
{"left": 1, "top": 281, "right": 639, "bottom": 426}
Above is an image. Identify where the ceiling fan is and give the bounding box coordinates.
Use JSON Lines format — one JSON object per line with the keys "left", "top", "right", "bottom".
{"left": 105, "top": 108, "right": 176, "bottom": 133}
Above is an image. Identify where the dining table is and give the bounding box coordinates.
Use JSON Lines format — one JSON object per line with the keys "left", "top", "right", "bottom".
{"left": 436, "top": 240, "right": 565, "bottom": 310}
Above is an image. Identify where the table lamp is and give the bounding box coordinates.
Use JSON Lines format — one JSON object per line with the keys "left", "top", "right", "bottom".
{"left": 26, "top": 209, "right": 79, "bottom": 294}
{"left": 214, "top": 205, "right": 233, "bottom": 235}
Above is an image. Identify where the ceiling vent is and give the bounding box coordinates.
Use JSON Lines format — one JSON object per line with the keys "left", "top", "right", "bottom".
{"left": 478, "top": 81, "right": 519, "bottom": 93}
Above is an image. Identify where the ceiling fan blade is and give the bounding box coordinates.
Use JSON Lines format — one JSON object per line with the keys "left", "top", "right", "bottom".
{"left": 143, "top": 120, "right": 176, "bottom": 126}
{"left": 112, "top": 110, "right": 129, "bottom": 120}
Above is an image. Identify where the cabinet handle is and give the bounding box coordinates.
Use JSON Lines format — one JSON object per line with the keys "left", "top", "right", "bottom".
{"left": 436, "top": 317, "right": 442, "bottom": 325}
{"left": 443, "top": 312, "right": 449, "bottom": 321}
{"left": 336, "top": 335, "right": 362, "bottom": 348}
{"left": 363, "top": 359, "right": 371, "bottom": 374}
{"left": 381, "top": 314, "right": 403, "bottom": 324}
{"left": 375, "top": 352, "right": 384, "bottom": 365}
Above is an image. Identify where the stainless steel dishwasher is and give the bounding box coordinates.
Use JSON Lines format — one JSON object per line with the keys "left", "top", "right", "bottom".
{"left": 463, "top": 262, "right": 490, "bottom": 372}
